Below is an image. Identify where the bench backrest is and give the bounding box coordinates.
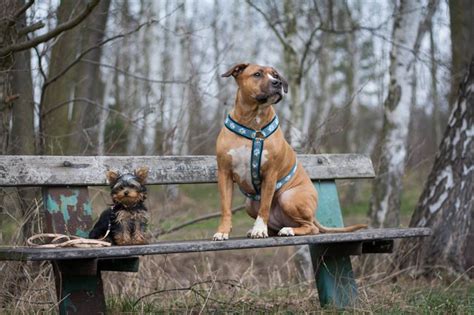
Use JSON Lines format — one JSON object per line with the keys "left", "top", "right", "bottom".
{"left": 0, "top": 155, "right": 374, "bottom": 236}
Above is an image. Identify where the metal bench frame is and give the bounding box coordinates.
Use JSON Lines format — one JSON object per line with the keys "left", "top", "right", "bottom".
{"left": 0, "top": 155, "right": 430, "bottom": 314}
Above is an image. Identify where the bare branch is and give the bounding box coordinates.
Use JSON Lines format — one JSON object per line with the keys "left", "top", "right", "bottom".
{"left": 83, "top": 59, "right": 189, "bottom": 85}
{"left": 156, "top": 205, "right": 245, "bottom": 236}
{"left": 245, "top": 0, "right": 296, "bottom": 54}
{"left": 13, "top": 0, "right": 34, "bottom": 21}
{"left": 41, "top": 97, "right": 132, "bottom": 121}
{"left": 133, "top": 279, "right": 243, "bottom": 307}
{"left": 0, "top": 0, "right": 100, "bottom": 56}
{"left": 413, "top": 0, "right": 439, "bottom": 56}
{"left": 17, "top": 21, "right": 45, "bottom": 36}
{"left": 298, "top": 24, "right": 321, "bottom": 83}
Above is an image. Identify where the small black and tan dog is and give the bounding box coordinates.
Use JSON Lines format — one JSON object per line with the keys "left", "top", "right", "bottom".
{"left": 89, "top": 167, "right": 149, "bottom": 245}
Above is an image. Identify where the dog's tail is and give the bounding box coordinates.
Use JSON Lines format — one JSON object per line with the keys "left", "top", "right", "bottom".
{"left": 313, "top": 219, "right": 368, "bottom": 233}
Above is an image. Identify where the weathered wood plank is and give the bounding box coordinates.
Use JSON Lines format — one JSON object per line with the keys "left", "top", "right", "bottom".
{"left": 0, "top": 228, "right": 430, "bottom": 261}
{"left": 0, "top": 154, "right": 374, "bottom": 186}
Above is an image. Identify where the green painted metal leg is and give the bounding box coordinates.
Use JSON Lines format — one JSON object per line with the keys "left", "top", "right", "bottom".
{"left": 53, "top": 259, "right": 106, "bottom": 315}
{"left": 309, "top": 180, "right": 358, "bottom": 308}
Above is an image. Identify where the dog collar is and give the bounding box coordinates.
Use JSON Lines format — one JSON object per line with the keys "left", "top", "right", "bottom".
{"left": 224, "top": 114, "right": 279, "bottom": 140}
{"left": 224, "top": 114, "right": 296, "bottom": 201}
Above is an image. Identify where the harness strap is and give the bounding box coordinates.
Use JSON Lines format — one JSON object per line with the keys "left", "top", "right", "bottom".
{"left": 224, "top": 114, "right": 297, "bottom": 201}
{"left": 239, "top": 162, "right": 298, "bottom": 201}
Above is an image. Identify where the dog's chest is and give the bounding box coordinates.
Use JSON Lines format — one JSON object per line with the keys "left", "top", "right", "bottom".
{"left": 227, "top": 144, "right": 269, "bottom": 186}
{"left": 115, "top": 210, "right": 148, "bottom": 225}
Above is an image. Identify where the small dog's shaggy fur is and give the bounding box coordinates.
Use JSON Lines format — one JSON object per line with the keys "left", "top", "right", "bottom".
{"left": 89, "top": 167, "right": 149, "bottom": 245}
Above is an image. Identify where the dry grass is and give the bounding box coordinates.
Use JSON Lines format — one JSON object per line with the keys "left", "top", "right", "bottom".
{"left": 1, "top": 250, "right": 472, "bottom": 314}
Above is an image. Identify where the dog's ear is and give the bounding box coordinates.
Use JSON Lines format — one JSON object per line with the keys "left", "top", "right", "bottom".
{"left": 273, "top": 68, "right": 289, "bottom": 93}
{"left": 221, "top": 63, "right": 249, "bottom": 78}
{"left": 106, "top": 170, "right": 120, "bottom": 186}
{"left": 134, "top": 167, "right": 149, "bottom": 184}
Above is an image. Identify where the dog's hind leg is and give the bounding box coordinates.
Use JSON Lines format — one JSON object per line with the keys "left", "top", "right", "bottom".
{"left": 277, "top": 185, "right": 319, "bottom": 236}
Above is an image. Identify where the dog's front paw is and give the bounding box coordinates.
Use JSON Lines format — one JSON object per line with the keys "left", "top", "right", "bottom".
{"left": 278, "top": 227, "right": 295, "bottom": 236}
{"left": 213, "top": 232, "right": 229, "bottom": 241}
{"left": 249, "top": 216, "right": 268, "bottom": 238}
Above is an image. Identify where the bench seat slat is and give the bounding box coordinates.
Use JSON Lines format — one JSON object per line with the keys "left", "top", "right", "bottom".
{"left": 0, "top": 154, "right": 375, "bottom": 186}
{"left": 0, "top": 228, "right": 430, "bottom": 261}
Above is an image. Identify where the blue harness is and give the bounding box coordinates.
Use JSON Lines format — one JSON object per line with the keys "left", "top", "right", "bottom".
{"left": 224, "top": 114, "right": 297, "bottom": 201}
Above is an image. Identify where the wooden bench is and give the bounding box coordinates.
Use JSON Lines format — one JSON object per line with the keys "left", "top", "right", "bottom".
{"left": 0, "top": 154, "right": 430, "bottom": 314}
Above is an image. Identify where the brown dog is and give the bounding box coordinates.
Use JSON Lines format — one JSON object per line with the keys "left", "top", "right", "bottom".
{"left": 213, "top": 63, "right": 367, "bottom": 240}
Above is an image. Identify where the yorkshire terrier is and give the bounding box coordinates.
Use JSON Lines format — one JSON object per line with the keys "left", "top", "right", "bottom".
{"left": 89, "top": 167, "right": 149, "bottom": 245}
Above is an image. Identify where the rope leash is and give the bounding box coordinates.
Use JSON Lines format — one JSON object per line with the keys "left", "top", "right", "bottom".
{"left": 27, "top": 233, "right": 111, "bottom": 248}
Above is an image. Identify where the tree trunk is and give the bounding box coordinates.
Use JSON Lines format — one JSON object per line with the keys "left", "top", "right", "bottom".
{"left": 174, "top": 0, "right": 189, "bottom": 155}
{"left": 0, "top": 1, "right": 40, "bottom": 306}
{"left": 448, "top": 0, "right": 474, "bottom": 107}
{"left": 157, "top": 0, "right": 172, "bottom": 155}
{"left": 143, "top": 1, "right": 157, "bottom": 156}
{"left": 342, "top": 19, "right": 362, "bottom": 204}
{"left": 396, "top": 60, "right": 473, "bottom": 278}
{"left": 210, "top": 0, "right": 226, "bottom": 151}
{"left": 6, "top": 3, "right": 35, "bottom": 156}
{"left": 69, "top": 0, "right": 111, "bottom": 154}
{"left": 41, "top": 0, "right": 83, "bottom": 154}
{"left": 125, "top": 4, "right": 147, "bottom": 156}
{"left": 104, "top": 0, "right": 132, "bottom": 155}
{"left": 184, "top": 1, "right": 205, "bottom": 154}
{"left": 429, "top": 19, "right": 443, "bottom": 147}
{"left": 312, "top": 31, "right": 333, "bottom": 151}
{"left": 0, "top": 0, "right": 23, "bottom": 154}
{"left": 282, "top": 0, "right": 300, "bottom": 145}
{"left": 8, "top": 1, "right": 38, "bottom": 242}
{"left": 368, "top": 0, "right": 422, "bottom": 228}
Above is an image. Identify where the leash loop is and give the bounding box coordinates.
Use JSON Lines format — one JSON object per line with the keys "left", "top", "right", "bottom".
{"left": 27, "top": 233, "right": 111, "bottom": 248}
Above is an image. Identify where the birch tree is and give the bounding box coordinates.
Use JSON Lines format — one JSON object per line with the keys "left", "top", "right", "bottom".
{"left": 369, "top": 0, "right": 422, "bottom": 227}
{"left": 396, "top": 60, "right": 473, "bottom": 278}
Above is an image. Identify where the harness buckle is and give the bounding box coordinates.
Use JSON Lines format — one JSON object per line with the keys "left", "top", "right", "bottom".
{"left": 254, "top": 130, "right": 265, "bottom": 139}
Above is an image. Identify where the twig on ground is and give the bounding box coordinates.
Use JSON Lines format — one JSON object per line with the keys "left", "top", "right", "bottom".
{"left": 132, "top": 279, "right": 241, "bottom": 307}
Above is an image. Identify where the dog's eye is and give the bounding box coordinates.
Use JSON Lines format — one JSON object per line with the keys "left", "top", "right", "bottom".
{"left": 253, "top": 72, "right": 261, "bottom": 77}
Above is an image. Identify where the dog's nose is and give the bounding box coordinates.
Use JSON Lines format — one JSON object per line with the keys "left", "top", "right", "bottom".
{"left": 272, "top": 80, "right": 282, "bottom": 88}
{"left": 124, "top": 190, "right": 129, "bottom": 196}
